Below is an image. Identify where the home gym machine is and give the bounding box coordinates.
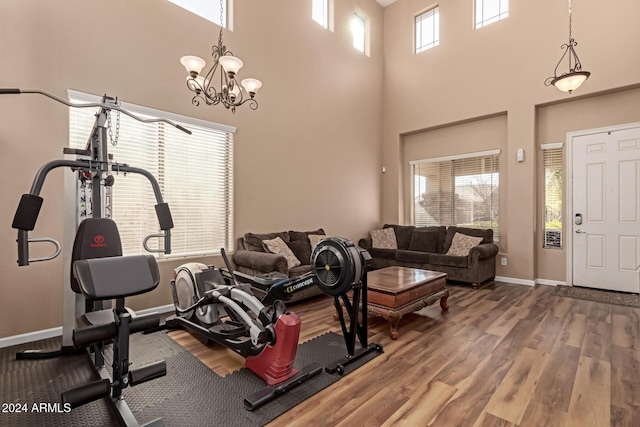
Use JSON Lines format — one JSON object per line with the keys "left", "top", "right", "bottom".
{"left": 5, "top": 88, "right": 187, "bottom": 426}
{"left": 311, "top": 237, "right": 383, "bottom": 374}
{"left": 167, "top": 249, "right": 323, "bottom": 410}
{"left": 167, "top": 237, "right": 382, "bottom": 410}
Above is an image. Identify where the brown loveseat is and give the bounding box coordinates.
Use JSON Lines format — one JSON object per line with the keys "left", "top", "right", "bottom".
{"left": 358, "top": 224, "right": 498, "bottom": 288}
{"left": 232, "top": 228, "right": 327, "bottom": 301}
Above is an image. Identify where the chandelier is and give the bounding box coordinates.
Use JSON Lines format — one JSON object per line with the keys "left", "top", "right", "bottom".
{"left": 179, "top": 0, "right": 262, "bottom": 113}
{"left": 545, "top": 0, "right": 590, "bottom": 94}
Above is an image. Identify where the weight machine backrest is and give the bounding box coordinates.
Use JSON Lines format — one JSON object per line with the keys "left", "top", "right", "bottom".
{"left": 70, "top": 218, "right": 122, "bottom": 294}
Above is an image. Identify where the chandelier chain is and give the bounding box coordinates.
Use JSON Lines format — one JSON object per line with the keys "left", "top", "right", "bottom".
{"left": 568, "top": 0, "right": 573, "bottom": 39}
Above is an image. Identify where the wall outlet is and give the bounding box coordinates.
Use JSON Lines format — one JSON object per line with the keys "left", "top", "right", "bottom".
{"left": 500, "top": 257, "right": 507, "bottom": 266}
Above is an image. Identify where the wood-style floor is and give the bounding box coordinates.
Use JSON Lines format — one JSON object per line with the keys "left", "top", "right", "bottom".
{"left": 168, "top": 282, "right": 640, "bottom": 426}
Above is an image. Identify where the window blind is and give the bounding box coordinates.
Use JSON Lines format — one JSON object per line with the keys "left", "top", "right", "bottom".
{"left": 411, "top": 150, "right": 500, "bottom": 240}
{"left": 542, "top": 143, "right": 563, "bottom": 249}
{"left": 68, "top": 91, "right": 234, "bottom": 257}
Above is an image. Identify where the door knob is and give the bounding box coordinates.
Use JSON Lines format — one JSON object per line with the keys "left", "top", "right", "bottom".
{"left": 575, "top": 229, "right": 585, "bottom": 233}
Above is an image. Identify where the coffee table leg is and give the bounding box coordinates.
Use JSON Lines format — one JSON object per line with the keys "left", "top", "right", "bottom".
{"left": 440, "top": 290, "right": 450, "bottom": 311}
{"left": 388, "top": 312, "right": 401, "bottom": 340}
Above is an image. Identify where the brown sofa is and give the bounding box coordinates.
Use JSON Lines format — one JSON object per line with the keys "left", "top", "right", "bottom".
{"left": 232, "top": 228, "right": 327, "bottom": 301}
{"left": 358, "top": 224, "right": 498, "bottom": 288}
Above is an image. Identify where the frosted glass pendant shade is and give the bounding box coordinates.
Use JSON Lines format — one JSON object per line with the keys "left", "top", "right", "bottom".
{"left": 241, "top": 78, "right": 262, "bottom": 95}
{"left": 218, "top": 56, "right": 244, "bottom": 75}
{"left": 180, "top": 56, "right": 206, "bottom": 75}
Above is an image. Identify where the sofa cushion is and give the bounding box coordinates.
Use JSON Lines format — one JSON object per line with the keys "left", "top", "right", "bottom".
{"left": 288, "top": 264, "right": 312, "bottom": 277}
{"left": 286, "top": 240, "right": 312, "bottom": 265}
{"left": 262, "top": 237, "right": 301, "bottom": 269}
{"left": 443, "top": 226, "right": 493, "bottom": 253}
{"left": 429, "top": 253, "right": 469, "bottom": 268}
{"left": 289, "top": 228, "right": 325, "bottom": 243}
{"left": 309, "top": 234, "right": 332, "bottom": 253}
{"left": 446, "top": 233, "right": 484, "bottom": 256}
{"left": 244, "top": 231, "right": 290, "bottom": 252}
{"left": 383, "top": 224, "right": 415, "bottom": 250}
{"left": 371, "top": 228, "right": 398, "bottom": 249}
{"left": 408, "top": 230, "right": 438, "bottom": 253}
{"left": 416, "top": 226, "right": 447, "bottom": 253}
{"left": 395, "top": 249, "right": 430, "bottom": 264}
{"left": 367, "top": 248, "right": 397, "bottom": 260}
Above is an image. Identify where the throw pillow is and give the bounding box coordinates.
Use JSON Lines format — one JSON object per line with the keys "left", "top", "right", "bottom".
{"left": 408, "top": 230, "right": 438, "bottom": 253}
{"left": 309, "top": 234, "right": 331, "bottom": 254}
{"left": 371, "top": 228, "right": 398, "bottom": 249}
{"left": 445, "top": 232, "right": 483, "bottom": 257}
{"left": 286, "top": 240, "right": 312, "bottom": 265}
{"left": 289, "top": 228, "right": 325, "bottom": 243}
{"left": 262, "top": 237, "right": 301, "bottom": 269}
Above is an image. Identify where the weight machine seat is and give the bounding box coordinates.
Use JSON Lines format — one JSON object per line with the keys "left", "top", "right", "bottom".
{"left": 70, "top": 218, "right": 123, "bottom": 294}
{"left": 73, "top": 255, "right": 160, "bottom": 300}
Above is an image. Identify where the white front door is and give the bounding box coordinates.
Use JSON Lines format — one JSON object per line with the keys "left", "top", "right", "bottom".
{"left": 571, "top": 125, "right": 640, "bottom": 293}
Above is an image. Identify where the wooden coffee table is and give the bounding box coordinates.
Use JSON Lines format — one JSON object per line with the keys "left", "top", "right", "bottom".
{"left": 365, "top": 266, "right": 449, "bottom": 340}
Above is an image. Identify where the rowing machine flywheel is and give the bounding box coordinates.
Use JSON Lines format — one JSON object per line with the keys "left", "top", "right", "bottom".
{"left": 311, "top": 237, "right": 368, "bottom": 297}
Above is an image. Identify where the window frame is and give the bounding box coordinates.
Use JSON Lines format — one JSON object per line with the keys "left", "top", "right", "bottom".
{"left": 167, "top": 0, "right": 231, "bottom": 29}
{"left": 410, "top": 149, "right": 501, "bottom": 240}
{"left": 475, "top": 0, "right": 509, "bottom": 29}
{"left": 351, "top": 9, "right": 370, "bottom": 56}
{"left": 415, "top": 6, "right": 440, "bottom": 54}
{"left": 68, "top": 89, "right": 235, "bottom": 258}
{"left": 541, "top": 142, "right": 564, "bottom": 250}
{"left": 312, "top": 0, "right": 334, "bottom": 31}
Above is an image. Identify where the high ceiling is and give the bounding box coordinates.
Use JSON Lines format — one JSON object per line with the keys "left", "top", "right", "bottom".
{"left": 376, "top": 0, "right": 397, "bottom": 7}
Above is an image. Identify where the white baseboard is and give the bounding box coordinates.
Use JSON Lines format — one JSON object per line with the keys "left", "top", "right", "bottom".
{"left": 495, "top": 276, "right": 536, "bottom": 286}
{"left": 0, "top": 304, "right": 175, "bottom": 349}
{"left": 535, "top": 279, "right": 567, "bottom": 287}
{"left": 0, "top": 327, "right": 63, "bottom": 349}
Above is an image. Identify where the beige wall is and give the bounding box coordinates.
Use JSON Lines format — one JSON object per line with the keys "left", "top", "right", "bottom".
{"left": 536, "top": 87, "right": 640, "bottom": 281}
{"left": 0, "top": 0, "right": 384, "bottom": 338}
{"left": 382, "top": 0, "right": 640, "bottom": 282}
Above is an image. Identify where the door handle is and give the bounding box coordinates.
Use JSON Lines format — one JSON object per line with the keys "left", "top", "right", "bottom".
{"left": 575, "top": 229, "right": 585, "bottom": 234}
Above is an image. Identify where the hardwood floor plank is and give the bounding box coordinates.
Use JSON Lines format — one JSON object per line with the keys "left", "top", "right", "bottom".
{"left": 381, "top": 380, "right": 457, "bottom": 427}
{"left": 428, "top": 354, "right": 513, "bottom": 426}
{"left": 472, "top": 411, "right": 518, "bottom": 427}
{"left": 531, "top": 344, "right": 581, "bottom": 412}
{"left": 611, "top": 312, "right": 639, "bottom": 349}
{"left": 492, "top": 319, "right": 538, "bottom": 360}
{"left": 164, "top": 283, "right": 640, "bottom": 427}
{"left": 583, "top": 320, "right": 612, "bottom": 362}
{"left": 559, "top": 311, "right": 588, "bottom": 348}
{"left": 484, "top": 347, "right": 549, "bottom": 425}
{"left": 611, "top": 404, "right": 640, "bottom": 427}
{"left": 519, "top": 401, "right": 568, "bottom": 427}
{"left": 525, "top": 313, "right": 564, "bottom": 353}
{"left": 610, "top": 345, "right": 640, "bottom": 410}
{"left": 566, "top": 356, "right": 611, "bottom": 427}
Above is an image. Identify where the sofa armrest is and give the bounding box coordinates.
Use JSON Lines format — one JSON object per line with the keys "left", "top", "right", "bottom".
{"left": 469, "top": 243, "right": 499, "bottom": 261}
{"left": 232, "top": 249, "right": 288, "bottom": 275}
{"left": 358, "top": 236, "right": 372, "bottom": 250}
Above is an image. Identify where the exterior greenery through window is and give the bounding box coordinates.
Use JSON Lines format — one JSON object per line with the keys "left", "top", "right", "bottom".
{"left": 542, "top": 144, "right": 563, "bottom": 249}
{"left": 415, "top": 7, "right": 439, "bottom": 53}
{"left": 411, "top": 150, "right": 500, "bottom": 240}
{"left": 475, "top": 0, "right": 509, "bottom": 29}
{"left": 68, "top": 91, "right": 234, "bottom": 257}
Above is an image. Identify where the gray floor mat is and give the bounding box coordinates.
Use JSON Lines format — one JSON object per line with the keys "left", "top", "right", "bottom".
{"left": 0, "top": 331, "right": 381, "bottom": 427}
